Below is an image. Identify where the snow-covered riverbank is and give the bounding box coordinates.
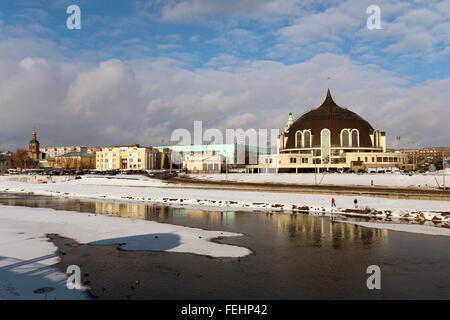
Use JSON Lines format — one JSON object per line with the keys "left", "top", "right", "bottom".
{"left": 0, "top": 204, "right": 251, "bottom": 299}
{"left": 185, "top": 171, "right": 450, "bottom": 189}
{"left": 0, "top": 174, "right": 448, "bottom": 299}
{"left": 0, "top": 175, "right": 448, "bottom": 225}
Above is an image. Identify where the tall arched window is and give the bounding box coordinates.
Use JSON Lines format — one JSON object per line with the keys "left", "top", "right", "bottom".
{"left": 351, "top": 130, "right": 359, "bottom": 147}
{"left": 304, "top": 131, "right": 311, "bottom": 148}
{"left": 296, "top": 131, "right": 303, "bottom": 148}
{"left": 321, "top": 128, "right": 331, "bottom": 163}
{"left": 342, "top": 129, "right": 349, "bottom": 147}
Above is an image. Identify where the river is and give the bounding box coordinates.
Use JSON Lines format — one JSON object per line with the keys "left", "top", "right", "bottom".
{"left": 0, "top": 193, "right": 448, "bottom": 299}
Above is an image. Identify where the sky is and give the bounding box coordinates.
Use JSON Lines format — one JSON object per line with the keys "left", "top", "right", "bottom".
{"left": 0, "top": 0, "right": 449, "bottom": 151}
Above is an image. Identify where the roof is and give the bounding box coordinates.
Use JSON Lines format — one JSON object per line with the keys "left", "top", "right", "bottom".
{"left": 295, "top": 89, "right": 368, "bottom": 122}
{"left": 55, "top": 151, "right": 95, "bottom": 158}
{"left": 108, "top": 144, "right": 141, "bottom": 148}
{"left": 284, "top": 89, "right": 375, "bottom": 149}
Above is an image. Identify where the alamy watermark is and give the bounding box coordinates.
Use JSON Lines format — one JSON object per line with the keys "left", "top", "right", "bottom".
{"left": 170, "top": 121, "right": 279, "bottom": 165}
{"left": 66, "top": 5, "right": 81, "bottom": 30}
{"left": 66, "top": 264, "right": 82, "bottom": 290}
{"left": 367, "top": 5, "right": 381, "bottom": 30}
{"left": 366, "top": 265, "right": 381, "bottom": 289}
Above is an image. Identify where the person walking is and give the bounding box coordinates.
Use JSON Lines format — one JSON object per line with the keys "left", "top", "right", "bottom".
{"left": 331, "top": 197, "right": 336, "bottom": 207}
{"left": 354, "top": 198, "right": 358, "bottom": 209}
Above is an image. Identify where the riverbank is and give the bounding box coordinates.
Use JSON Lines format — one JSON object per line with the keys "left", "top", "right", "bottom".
{"left": 0, "top": 203, "right": 251, "bottom": 299}
{"left": 4, "top": 203, "right": 447, "bottom": 300}
{"left": 183, "top": 171, "right": 450, "bottom": 189}
{"left": 0, "top": 175, "right": 448, "bottom": 226}
{"left": 1, "top": 193, "right": 449, "bottom": 299}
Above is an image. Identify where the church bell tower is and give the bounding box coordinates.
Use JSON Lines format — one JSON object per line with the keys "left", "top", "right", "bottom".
{"left": 28, "top": 129, "right": 40, "bottom": 160}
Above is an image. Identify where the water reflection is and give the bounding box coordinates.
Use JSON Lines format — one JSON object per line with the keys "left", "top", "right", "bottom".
{"left": 1, "top": 193, "right": 446, "bottom": 299}
{"left": 0, "top": 193, "right": 387, "bottom": 249}
{"left": 268, "top": 212, "right": 388, "bottom": 248}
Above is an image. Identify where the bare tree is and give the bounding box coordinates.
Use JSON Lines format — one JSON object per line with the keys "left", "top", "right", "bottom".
{"left": 10, "top": 149, "right": 28, "bottom": 169}
{"left": 10, "top": 149, "right": 38, "bottom": 169}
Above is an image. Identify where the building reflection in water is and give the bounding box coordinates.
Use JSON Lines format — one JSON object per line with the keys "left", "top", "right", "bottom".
{"left": 1, "top": 195, "right": 387, "bottom": 249}
{"left": 274, "top": 213, "right": 388, "bottom": 248}
{"left": 94, "top": 201, "right": 236, "bottom": 227}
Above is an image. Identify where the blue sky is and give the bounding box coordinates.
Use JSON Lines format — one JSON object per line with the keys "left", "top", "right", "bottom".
{"left": 2, "top": 0, "right": 449, "bottom": 79}
{"left": 0, "top": 0, "right": 449, "bottom": 150}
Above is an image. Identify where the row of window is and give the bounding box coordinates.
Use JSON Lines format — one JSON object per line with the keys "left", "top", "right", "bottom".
{"left": 101, "top": 164, "right": 143, "bottom": 169}
{"left": 99, "top": 152, "right": 143, "bottom": 157}
{"left": 290, "top": 157, "right": 309, "bottom": 164}
{"left": 341, "top": 129, "right": 359, "bottom": 147}
{"left": 202, "top": 163, "right": 220, "bottom": 171}
{"left": 97, "top": 158, "right": 143, "bottom": 163}
{"left": 295, "top": 130, "right": 311, "bottom": 148}
{"left": 295, "top": 129, "right": 361, "bottom": 149}
{"left": 283, "top": 156, "right": 401, "bottom": 164}
{"left": 292, "top": 129, "right": 389, "bottom": 149}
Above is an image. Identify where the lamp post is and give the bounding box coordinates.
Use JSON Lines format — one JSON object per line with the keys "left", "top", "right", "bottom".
{"left": 443, "top": 151, "right": 446, "bottom": 191}
{"left": 314, "top": 150, "right": 318, "bottom": 185}
{"left": 314, "top": 160, "right": 317, "bottom": 185}
{"left": 276, "top": 148, "right": 279, "bottom": 174}
{"left": 225, "top": 153, "right": 228, "bottom": 182}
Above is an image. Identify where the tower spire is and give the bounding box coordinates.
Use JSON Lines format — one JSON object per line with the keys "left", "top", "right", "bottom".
{"left": 285, "top": 112, "right": 293, "bottom": 132}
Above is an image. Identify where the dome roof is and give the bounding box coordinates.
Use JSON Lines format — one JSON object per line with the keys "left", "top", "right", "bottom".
{"left": 284, "top": 89, "right": 374, "bottom": 148}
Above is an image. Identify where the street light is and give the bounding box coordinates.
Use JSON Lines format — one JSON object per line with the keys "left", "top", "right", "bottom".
{"left": 443, "top": 151, "right": 446, "bottom": 191}
{"left": 225, "top": 152, "right": 228, "bottom": 182}
{"left": 168, "top": 140, "right": 172, "bottom": 174}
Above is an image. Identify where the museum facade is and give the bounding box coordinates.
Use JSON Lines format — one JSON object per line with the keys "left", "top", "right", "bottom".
{"left": 247, "top": 89, "right": 409, "bottom": 173}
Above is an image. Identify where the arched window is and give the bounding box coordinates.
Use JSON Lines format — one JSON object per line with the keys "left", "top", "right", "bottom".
{"left": 351, "top": 130, "right": 359, "bottom": 147}
{"left": 342, "top": 129, "right": 349, "bottom": 147}
{"left": 321, "top": 128, "right": 331, "bottom": 162}
{"left": 296, "top": 131, "right": 302, "bottom": 148}
{"left": 304, "top": 131, "right": 311, "bottom": 148}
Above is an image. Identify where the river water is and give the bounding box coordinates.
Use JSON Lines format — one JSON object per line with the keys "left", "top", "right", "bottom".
{"left": 0, "top": 193, "right": 448, "bottom": 299}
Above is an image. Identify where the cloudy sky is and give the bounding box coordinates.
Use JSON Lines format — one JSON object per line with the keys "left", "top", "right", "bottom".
{"left": 0, "top": 0, "right": 449, "bottom": 151}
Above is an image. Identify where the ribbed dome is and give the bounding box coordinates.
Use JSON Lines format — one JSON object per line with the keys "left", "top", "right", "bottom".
{"left": 285, "top": 89, "right": 374, "bottom": 148}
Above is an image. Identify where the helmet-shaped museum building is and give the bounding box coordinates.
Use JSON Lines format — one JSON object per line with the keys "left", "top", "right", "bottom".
{"left": 248, "top": 89, "right": 408, "bottom": 173}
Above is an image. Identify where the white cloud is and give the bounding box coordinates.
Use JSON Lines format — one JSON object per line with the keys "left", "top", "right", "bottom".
{"left": 1, "top": 48, "right": 449, "bottom": 152}
{"left": 159, "top": 0, "right": 301, "bottom": 22}
{"left": 278, "top": 11, "right": 360, "bottom": 44}
{"left": 63, "top": 59, "right": 139, "bottom": 117}
{"left": 208, "top": 28, "right": 262, "bottom": 54}
{"left": 268, "top": 0, "right": 450, "bottom": 62}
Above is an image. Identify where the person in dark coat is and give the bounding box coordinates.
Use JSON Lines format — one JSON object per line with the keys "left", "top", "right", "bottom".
{"left": 331, "top": 197, "right": 336, "bottom": 207}
{"left": 354, "top": 199, "right": 358, "bottom": 209}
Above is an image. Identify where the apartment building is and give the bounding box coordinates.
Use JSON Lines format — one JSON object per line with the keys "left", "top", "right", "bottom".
{"left": 96, "top": 145, "right": 169, "bottom": 170}
{"left": 41, "top": 146, "right": 87, "bottom": 159}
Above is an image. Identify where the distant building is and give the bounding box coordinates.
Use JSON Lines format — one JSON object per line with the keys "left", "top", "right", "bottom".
{"left": 40, "top": 146, "right": 88, "bottom": 159}
{"left": 183, "top": 153, "right": 224, "bottom": 173}
{"left": 28, "top": 130, "right": 43, "bottom": 160}
{"left": 96, "top": 145, "right": 169, "bottom": 170}
{"left": 247, "top": 89, "right": 409, "bottom": 173}
{"left": 402, "top": 147, "right": 450, "bottom": 164}
{"left": 55, "top": 151, "right": 96, "bottom": 170}
{"left": 155, "top": 144, "right": 272, "bottom": 169}
{"left": 0, "top": 152, "right": 11, "bottom": 173}
{"left": 86, "top": 147, "right": 102, "bottom": 154}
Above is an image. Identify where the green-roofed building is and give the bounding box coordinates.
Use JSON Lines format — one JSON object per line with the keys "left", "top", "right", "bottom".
{"left": 28, "top": 130, "right": 42, "bottom": 160}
